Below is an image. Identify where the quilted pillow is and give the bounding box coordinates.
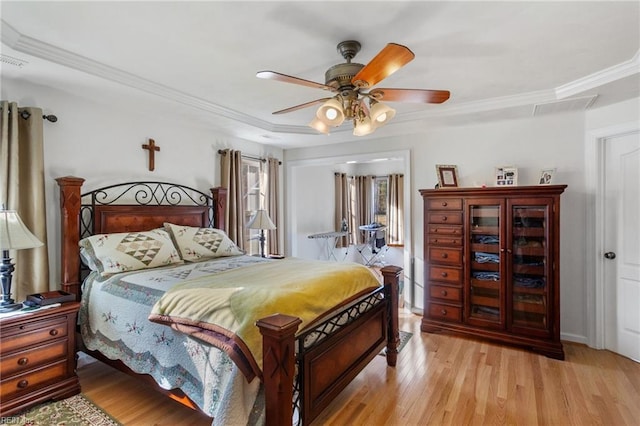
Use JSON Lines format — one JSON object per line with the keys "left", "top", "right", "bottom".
{"left": 164, "top": 222, "right": 243, "bottom": 261}
{"left": 79, "top": 228, "right": 182, "bottom": 276}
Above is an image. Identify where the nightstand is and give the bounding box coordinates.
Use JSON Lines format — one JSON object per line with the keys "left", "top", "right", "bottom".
{"left": 0, "top": 302, "right": 81, "bottom": 416}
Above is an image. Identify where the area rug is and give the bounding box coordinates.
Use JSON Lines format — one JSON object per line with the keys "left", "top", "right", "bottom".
{"left": 379, "top": 330, "right": 413, "bottom": 356}
{"left": 4, "top": 394, "right": 121, "bottom": 426}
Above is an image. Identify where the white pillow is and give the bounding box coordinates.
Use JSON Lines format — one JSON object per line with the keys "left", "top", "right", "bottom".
{"left": 164, "top": 222, "right": 243, "bottom": 261}
{"left": 79, "top": 228, "right": 182, "bottom": 276}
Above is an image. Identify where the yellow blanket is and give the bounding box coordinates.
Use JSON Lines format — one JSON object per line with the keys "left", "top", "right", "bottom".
{"left": 148, "top": 258, "right": 381, "bottom": 381}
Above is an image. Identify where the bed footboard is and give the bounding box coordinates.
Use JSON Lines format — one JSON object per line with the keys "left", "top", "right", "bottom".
{"left": 257, "top": 265, "right": 402, "bottom": 426}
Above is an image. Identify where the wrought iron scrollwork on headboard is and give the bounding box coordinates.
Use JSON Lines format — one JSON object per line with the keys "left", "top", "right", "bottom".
{"left": 79, "top": 181, "right": 216, "bottom": 239}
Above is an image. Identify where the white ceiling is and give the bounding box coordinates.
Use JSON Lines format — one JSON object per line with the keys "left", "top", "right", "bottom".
{"left": 1, "top": 1, "right": 639, "bottom": 149}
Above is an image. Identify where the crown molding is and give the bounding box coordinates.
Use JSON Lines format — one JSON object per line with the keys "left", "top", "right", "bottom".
{"left": 555, "top": 49, "right": 640, "bottom": 99}
{"left": 1, "top": 20, "right": 275, "bottom": 131}
{"left": 3, "top": 19, "right": 637, "bottom": 137}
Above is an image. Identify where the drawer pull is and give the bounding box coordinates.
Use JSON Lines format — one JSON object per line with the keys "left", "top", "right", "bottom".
{"left": 442, "top": 202, "right": 448, "bottom": 207}
{"left": 17, "top": 380, "right": 28, "bottom": 389}
{"left": 441, "top": 216, "right": 447, "bottom": 221}
{"left": 433, "top": 239, "right": 438, "bottom": 243}
{"left": 441, "top": 272, "right": 448, "bottom": 277}
{"left": 441, "top": 309, "right": 448, "bottom": 315}
{"left": 49, "top": 329, "right": 59, "bottom": 336}
{"left": 441, "top": 253, "right": 448, "bottom": 259}
{"left": 441, "top": 290, "right": 448, "bottom": 296}
{"left": 17, "top": 357, "right": 28, "bottom": 366}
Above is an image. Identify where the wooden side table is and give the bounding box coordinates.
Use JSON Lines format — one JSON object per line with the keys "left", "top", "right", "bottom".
{"left": 0, "top": 302, "right": 81, "bottom": 416}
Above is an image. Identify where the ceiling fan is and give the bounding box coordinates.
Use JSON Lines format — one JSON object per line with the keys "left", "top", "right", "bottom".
{"left": 257, "top": 40, "right": 450, "bottom": 136}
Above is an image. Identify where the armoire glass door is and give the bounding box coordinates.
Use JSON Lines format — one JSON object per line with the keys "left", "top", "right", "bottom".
{"left": 468, "top": 201, "right": 504, "bottom": 327}
{"left": 510, "top": 203, "right": 551, "bottom": 334}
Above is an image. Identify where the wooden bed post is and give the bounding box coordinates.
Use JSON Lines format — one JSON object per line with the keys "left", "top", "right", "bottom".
{"left": 381, "top": 265, "right": 402, "bottom": 367}
{"left": 55, "top": 176, "right": 85, "bottom": 301}
{"left": 256, "top": 313, "right": 302, "bottom": 426}
{"left": 210, "top": 187, "right": 227, "bottom": 233}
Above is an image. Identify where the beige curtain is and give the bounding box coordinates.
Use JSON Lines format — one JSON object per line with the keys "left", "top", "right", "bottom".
{"left": 0, "top": 101, "right": 49, "bottom": 302}
{"left": 387, "top": 173, "right": 404, "bottom": 246}
{"left": 220, "top": 149, "right": 245, "bottom": 250}
{"left": 350, "top": 175, "right": 373, "bottom": 245}
{"left": 334, "top": 172, "right": 350, "bottom": 248}
{"left": 266, "top": 157, "right": 281, "bottom": 255}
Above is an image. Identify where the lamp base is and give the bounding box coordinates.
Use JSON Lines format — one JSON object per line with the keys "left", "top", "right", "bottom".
{"left": 0, "top": 300, "right": 22, "bottom": 313}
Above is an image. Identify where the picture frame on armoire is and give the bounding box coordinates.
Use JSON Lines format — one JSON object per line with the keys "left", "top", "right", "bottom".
{"left": 538, "top": 168, "right": 556, "bottom": 185}
{"left": 436, "top": 164, "right": 459, "bottom": 188}
{"left": 495, "top": 166, "right": 518, "bottom": 186}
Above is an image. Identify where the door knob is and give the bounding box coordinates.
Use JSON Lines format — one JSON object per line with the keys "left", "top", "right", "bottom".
{"left": 604, "top": 252, "right": 616, "bottom": 259}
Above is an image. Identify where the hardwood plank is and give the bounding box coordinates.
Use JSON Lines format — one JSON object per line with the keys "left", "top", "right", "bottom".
{"left": 77, "top": 309, "right": 640, "bottom": 425}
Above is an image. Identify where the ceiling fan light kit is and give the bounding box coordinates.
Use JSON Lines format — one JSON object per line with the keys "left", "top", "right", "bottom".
{"left": 257, "top": 40, "right": 450, "bottom": 137}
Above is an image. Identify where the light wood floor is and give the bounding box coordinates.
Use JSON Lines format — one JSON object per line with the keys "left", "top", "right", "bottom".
{"left": 78, "top": 309, "right": 640, "bottom": 425}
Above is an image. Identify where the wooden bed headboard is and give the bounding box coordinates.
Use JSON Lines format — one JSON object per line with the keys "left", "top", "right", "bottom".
{"left": 56, "top": 177, "right": 227, "bottom": 301}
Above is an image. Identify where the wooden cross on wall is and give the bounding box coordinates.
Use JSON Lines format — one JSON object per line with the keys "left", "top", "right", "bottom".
{"left": 142, "top": 138, "right": 160, "bottom": 171}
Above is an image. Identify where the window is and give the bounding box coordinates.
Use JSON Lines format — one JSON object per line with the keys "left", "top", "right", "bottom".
{"left": 373, "top": 176, "right": 388, "bottom": 226}
{"left": 242, "top": 158, "right": 265, "bottom": 255}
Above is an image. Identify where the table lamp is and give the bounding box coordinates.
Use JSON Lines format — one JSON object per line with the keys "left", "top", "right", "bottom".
{"left": 247, "top": 209, "right": 276, "bottom": 258}
{"left": 0, "top": 208, "right": 43, "bottom": 312}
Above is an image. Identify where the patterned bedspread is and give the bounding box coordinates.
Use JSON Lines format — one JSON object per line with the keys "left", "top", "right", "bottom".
{"left": 79, "top": 255, "right": 271, "bottom": 425}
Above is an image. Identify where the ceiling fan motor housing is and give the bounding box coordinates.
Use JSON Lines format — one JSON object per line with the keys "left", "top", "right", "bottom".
{"left": 325, "top": 62, "right": 365, "bottom": 91}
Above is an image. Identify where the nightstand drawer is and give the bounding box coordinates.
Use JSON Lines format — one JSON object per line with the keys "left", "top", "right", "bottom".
{"left": 427, "top": 212, "right": 463, "bottom": 225}
{"left": 428, "top": 247, "right": 462, "bottom": 265}
{"left": 1, "top": 340, "right": 68, "bottom": 377}
{"left": 0, "top": 317, "right": 68, "bottom": 355}
{"left": 428, "top": 303, "right": 462, "bottom": 322}
{"left": 0, "top": 360, "right": 67, "bottom": 399}
{"left": 428, "top": 266, "right": 462, "bottom": 284}
{"left": 427, "top": 198, "right": 462, "bottom": 210}
{"left": 429, "top": 285, "right": 461, "bottom": 302}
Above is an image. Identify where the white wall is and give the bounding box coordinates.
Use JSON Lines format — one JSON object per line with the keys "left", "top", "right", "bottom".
{"left": 2, "top": 78, "right": 284, "bottom": 292}
{"left": 286, "top": 111, "right": 594, "bottom": 342}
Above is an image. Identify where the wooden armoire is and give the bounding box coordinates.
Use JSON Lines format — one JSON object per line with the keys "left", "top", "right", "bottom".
{"left": 420, "top": 185, "right": 567, "bottom": 359}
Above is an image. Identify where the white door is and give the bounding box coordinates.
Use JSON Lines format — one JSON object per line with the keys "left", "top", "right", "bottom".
{"left": 604, "top": 130, "right": 640, "bottom": 362}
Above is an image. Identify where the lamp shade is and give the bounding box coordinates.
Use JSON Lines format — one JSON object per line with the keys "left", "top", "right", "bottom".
{"left": 353, "top": 116, "right": 375, "bottom": 136}
{"left": 247, "top": 210, "right": 276, "bottom": 230}
{"left": 370, "top": 101, "right": 396, "bottom": 125}
{"left": 316, "top": 98, "right": 345, "bottom": 127}
{"left": 0, "top": 210, "right": 43, "bottom": 250}
{"left": 309, "top": 117, "right": 331, "bottom": 134}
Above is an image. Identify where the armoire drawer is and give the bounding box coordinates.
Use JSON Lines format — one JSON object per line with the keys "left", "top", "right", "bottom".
{"left": 428, "top": 247, "right": 463, "bottom": 265}
{"left": 429, "top": 285, "right": 462, "bottom": 302}
{"left": 428, "top": 303, "right": 462, "bottom": 322}
{"left": 426, "top": 212, "right": 463, "bottom": 225}
{"left": 428, "top": 266, "right": 462, "bottom": 284}
{"left": 427, "top": 198, "right": 462, "bottom": 210}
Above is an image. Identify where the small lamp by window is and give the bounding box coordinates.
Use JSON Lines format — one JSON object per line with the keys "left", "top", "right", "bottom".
{"left": 0, "top": 208, "right": 43, "bottom": 312}
{"left": 247, "top": 210, "right": 276, "bottom": 258}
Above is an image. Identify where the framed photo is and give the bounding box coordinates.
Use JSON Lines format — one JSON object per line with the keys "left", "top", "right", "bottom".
{"left": 538, "top": 168, "right": 556, "bottom": 185}
{"left": 436, "top": 165, "right": 459, "bottom": 188}
{"left": 495, "top": 166, "right": 518, "bottom": 186}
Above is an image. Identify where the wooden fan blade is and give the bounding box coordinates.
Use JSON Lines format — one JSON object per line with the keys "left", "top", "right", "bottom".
{"left": 369, "top": 88, "right": 450, "bottom": 104}
{"left": 272, "top": 98, "right": 332, "bottom": 115}
{"left": 257, "top": 71, "right": 335, "bottom": 92}
{"left": 352, "top": 43, "right": 415, "bottom": 89}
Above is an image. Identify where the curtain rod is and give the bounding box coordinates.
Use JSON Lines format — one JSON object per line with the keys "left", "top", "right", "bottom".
{"left": 19, "top": 110, "right": 58, "bottom": 123}
{"left": 217, "top": 149, "right": 282, "bottom": 165}
{"left": 0, "top": 107, "right": 58, "bottom": 122}
{"left": 334, "top": 173, "right": 404, "bottom": 178}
